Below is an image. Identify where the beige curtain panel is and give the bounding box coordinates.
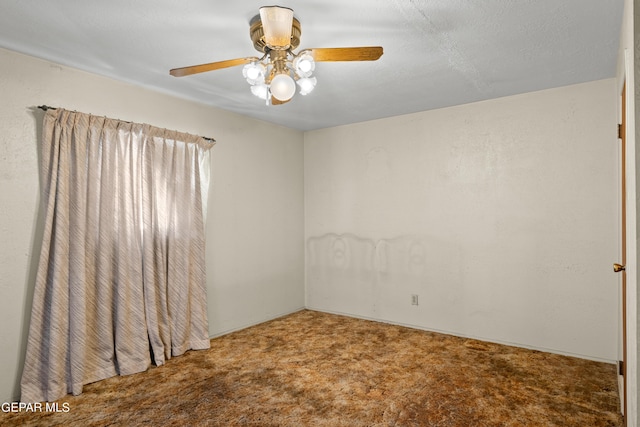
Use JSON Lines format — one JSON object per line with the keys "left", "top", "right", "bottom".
{"left": 21, "top": 109, "right": 215, "bottom": 402}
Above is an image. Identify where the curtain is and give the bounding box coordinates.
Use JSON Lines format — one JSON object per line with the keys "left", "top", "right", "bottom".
{"left": 20, "top": 109, "right": 215, "bottom": 402}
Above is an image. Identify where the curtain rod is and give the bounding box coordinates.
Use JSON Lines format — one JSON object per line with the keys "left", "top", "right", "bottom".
{"left": 37, "top": 105, "right": 216, "bottom": 142}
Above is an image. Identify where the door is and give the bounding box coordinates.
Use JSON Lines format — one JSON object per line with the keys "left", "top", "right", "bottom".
{"left": 614, "top": 81, "right": 627, "bottom": 425}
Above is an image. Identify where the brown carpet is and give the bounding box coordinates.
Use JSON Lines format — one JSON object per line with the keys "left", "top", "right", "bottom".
{"left": 2, "top": 310, "right": 622, "bottom": 426}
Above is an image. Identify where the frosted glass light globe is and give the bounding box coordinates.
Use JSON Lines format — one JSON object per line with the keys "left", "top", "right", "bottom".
{"left": 251, "top": 84, "right": 269, "bottom": 100}
{"left": 246, "top": 67, "right": 260, "bottom": 80}
{"left": 296, "top": 77, "right": 317, "bottom": 95}
{"left": 298, "top": 59, "right": 313, "bottom": 73}
{"left": 242, "top": 63, "right": 265, "bottom": 85}
{"left": 293, "top": 53, "right": 315, "bottom": 77}
{"left": 270, "top": 73, "right": 296, "bottom": 101}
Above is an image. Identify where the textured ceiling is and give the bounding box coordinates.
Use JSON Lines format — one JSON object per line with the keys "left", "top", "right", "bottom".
{"left": 0, "top": 0, "right": 624, "bottom": 131}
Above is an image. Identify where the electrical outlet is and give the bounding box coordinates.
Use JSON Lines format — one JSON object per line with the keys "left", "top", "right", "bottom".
{"left": 411, "top": 294, "right": 419, "bottom": 305}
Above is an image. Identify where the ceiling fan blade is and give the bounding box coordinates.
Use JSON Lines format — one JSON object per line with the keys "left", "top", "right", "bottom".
{"left": 170, "top": 57, "right": 259, "bottom": 77}
{"left": 303, "top": 47, "right": 383, "bottom": 62}
{"left": 271, "top": 96, "right": 291, "bottom": 106}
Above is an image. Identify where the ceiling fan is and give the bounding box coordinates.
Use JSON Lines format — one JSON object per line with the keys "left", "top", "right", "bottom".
{"left": 169, "top": 6, "right": 383, "bottom": 105}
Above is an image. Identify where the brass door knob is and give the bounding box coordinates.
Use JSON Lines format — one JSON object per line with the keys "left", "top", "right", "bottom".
{"left": 614, "top": 263, "right": 626, "bottom": 273}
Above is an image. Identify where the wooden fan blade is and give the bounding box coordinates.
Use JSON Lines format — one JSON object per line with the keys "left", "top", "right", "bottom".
{"left": 304, "top": 47, "right": 383, "bottom": 62}
{"left": 170, "top": 57, "right": 259, "bottom": 77}
{"left": 271, "top": 96, "right": 291, "bottom": 106}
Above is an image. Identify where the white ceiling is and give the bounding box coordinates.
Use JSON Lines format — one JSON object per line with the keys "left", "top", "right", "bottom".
{"left": 0, "top": 0, "right": 624, "bottom": 131}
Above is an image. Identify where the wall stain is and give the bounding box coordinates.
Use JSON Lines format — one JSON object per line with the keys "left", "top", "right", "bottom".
{"left": 306, "top": 233, "right": 463, "bottom": 318}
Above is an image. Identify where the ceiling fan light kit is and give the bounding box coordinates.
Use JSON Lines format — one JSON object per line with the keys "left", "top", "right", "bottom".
{"left": 259, "top": 6, "right": 294, "bottom": 49}
{"left": 170, "top": 5, "right": 383, "bottom": 105}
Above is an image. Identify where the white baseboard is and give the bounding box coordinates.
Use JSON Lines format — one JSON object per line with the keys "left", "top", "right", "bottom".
{"left": 305, "top": 306, "right": 617, "bottom": 365}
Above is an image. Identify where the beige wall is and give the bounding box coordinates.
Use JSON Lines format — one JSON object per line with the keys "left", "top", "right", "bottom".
{"left": 305, "top": 79, "right": 618, "bottom": 362}
{"left": 0, "top": 47, "right": 305, "bottom": 402}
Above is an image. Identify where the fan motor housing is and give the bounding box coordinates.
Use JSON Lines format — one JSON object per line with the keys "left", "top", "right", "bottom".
{"left": 250, "top": 15, "right": 301, "bottom": 52}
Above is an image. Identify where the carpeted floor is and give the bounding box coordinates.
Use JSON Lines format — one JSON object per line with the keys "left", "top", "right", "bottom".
{"left": 2, "top": 310, "right": 622, "bottom": 426}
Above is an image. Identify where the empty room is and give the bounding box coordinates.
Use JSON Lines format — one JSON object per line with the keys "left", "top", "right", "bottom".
{"left": 0, "top": 1, "right": 637, "bottom": 426}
